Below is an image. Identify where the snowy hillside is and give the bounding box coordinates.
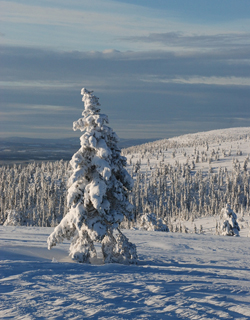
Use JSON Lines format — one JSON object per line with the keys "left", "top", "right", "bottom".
{"left": 1, "top": 127, "right": 250, "bottom": 236}
{"left": 123, "top": 127, "right": 250, "bottom": 174}
{"left": 122, "top": 127, "right": 250, "bottom": 234}
{"left": 1, "top": 226, "right": 250, "bottom": 320}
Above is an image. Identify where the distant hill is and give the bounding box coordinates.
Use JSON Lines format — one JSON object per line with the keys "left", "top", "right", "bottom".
{"left": 123, "top": 127, "right": 250, "bottom": 155}
{"left": 0, "top": 137, "right": 159, "bottom": 164}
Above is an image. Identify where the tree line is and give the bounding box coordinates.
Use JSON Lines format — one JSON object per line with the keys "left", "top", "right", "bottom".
{"left": 1, "top": 156, "right": 250, "bottom": 228}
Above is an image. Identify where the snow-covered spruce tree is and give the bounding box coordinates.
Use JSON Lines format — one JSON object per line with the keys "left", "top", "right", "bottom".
{"left": 221, "top": 204, "right": 240, "bottom": 236}
{"left": 47, "top": 88, "right": 137, "bottom": 264}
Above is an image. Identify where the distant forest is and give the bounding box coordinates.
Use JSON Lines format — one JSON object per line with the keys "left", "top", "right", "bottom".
{"left": 1, "top": 155, "right": 249, "bottom": 228}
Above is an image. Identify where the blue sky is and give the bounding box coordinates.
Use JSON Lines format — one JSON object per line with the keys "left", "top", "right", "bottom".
{"left": 1, "top": 0, "right": 250, "bottom": 139}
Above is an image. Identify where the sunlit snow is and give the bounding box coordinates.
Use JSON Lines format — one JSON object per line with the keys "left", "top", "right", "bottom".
{"left": 1, "top": 226, "right": 250, "bottom": 319}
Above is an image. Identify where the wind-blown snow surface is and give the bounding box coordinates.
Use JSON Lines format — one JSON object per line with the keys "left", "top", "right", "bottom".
{"left": 1, "top": 226, "right": 250, "bottom": 319}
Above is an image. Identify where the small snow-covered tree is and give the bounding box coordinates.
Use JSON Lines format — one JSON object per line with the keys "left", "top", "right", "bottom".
{"left": 3, "top": 210, "right": 21, "bottom": 226}
{"left": 221, "top": 204, "right": 240, "bottom": 236}
{"left": 47, "top": 88, "right": 137, "bottom": 264}
{"left": 138, "top": 206, "right": 168, "bottom": 231}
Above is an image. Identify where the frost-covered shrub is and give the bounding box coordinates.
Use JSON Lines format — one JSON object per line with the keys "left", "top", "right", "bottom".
{"left": 47, "top": 88, "right": 137, "bottom": 264}
{"left": 221, "top": 204, "right": 240, "bottom": 236}
{"left": 3, "top": 210, "right": 21, "bottom": 226}
{"left": 139, "top": 210, "right": 168, "bottom": 232}
{"left": 102, "top": 230, "right": 137, "bottom": 264}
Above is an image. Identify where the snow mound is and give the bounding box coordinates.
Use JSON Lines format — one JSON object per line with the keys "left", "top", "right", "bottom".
{"left": 138, "top": 212, "right": 168, "bottom": 232}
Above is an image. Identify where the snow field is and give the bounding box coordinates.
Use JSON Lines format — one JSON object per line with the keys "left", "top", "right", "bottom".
{"left": 125, "top": 128, "right": 250, "bottom": 176}
{"left": 1, "top": 226, "right": 250, "bottom": 319}
{"left": 169, "top": 212, "right": 250, "bottom": 238}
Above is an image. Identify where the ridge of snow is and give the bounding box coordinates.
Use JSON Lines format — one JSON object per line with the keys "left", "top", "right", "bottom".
{"left": 123, "top": 127, "right": 250, "bottom": 151}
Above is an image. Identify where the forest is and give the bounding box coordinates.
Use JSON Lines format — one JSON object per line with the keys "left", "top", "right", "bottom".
{"left": 1, "top": 128, "right": 250, "bottom": 233}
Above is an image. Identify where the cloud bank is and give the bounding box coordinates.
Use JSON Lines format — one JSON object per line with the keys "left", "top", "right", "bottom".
{"left": 1, "top": 44, "right": 250, "bottom": 139}
{"left": 1, "top": 0, "right": 250, "bottom": 139}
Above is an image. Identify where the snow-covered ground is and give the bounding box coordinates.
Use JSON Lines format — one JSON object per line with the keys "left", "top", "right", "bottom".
{"left": 1, "top": 226, "right": 250, "bottom": 319}
{"left": 169, "top": 212, "right": 250, "bottom": 238}
{"left": 1, "top": 127, "right": 250, "bottom": 319}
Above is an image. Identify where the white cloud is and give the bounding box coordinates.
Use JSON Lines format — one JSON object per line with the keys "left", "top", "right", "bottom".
{"left": 0, "top": 80, "right": 78, "bottom": 89}
{"left": 1, "top": 1, "right": 168, "bottom": 34}
{"left": 141, "top": 76, "right": 250, "bottom": 87}
{"left": 3, "top": 0, "right": 247, "bottom": 52}
{"left": 0, "top": 103, "right": 76, "bottom": 116}
{"left": 125, "top": 32, "right": 250, "bottom": 50}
